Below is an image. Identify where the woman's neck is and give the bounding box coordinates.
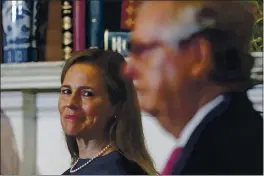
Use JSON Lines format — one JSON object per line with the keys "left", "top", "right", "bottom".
{"left": 76, "top": 137, "right": 115, "bottom": 159}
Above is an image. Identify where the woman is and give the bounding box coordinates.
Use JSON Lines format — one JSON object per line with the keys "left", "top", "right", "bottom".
{"left": 58, "top": 48, "right": 157, "bottom": 175}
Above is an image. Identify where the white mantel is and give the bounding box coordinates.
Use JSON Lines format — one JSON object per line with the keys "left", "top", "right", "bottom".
{"left": 1, "top": 61, "right": 64, "bottom": 90}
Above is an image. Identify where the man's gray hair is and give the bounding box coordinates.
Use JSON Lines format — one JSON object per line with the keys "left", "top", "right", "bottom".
{"left": 160, "top": 4, "right": 254, "bottom": 89}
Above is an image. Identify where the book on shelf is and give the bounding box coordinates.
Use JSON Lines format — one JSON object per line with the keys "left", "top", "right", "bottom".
{"left": 34, "top": 0, "right": 50, "bottom": 62}
{"left": 73, "top": 0, "right": 86, "bottom": 52}
{"left": 61, "top": 0, "right": 73, "bottom": 60}
{"left": 46, "top": 0, "right": 62, "bottom": 61}
{"left": 30, "top": 1, "right": 39, "bottom": 62}
{"left": 104, "top": 30, "right": 130, "bottom": 57}
{"left": 0, "top": 0, "right": 2, "bottom": 63}
{"left": 120, "top": 0, "right": 141, "bottom": 30}
{"left": 87, "top": 0, "right": 104, "bottom": 48}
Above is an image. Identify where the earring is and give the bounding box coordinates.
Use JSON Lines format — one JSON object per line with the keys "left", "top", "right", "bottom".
{"left": 114, "top": 115, "right": 117, "bottom": 118}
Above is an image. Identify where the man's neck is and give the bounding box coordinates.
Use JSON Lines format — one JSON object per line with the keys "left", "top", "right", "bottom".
{"left": 165, "top": 84, "right": 226, "bottom": 138}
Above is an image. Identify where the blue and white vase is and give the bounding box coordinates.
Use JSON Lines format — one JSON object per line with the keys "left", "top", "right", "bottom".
{"left": 2, "top": 0, "right": 37, "bottom": 63}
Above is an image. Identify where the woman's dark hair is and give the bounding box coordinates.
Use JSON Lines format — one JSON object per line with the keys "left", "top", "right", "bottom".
{"left": 60, "top": 48, "right": 157, "bottom": 174}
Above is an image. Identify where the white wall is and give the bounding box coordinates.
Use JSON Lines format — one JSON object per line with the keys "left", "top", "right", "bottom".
{"left": 1, "top": 85, "right": 263, "bottom": 175}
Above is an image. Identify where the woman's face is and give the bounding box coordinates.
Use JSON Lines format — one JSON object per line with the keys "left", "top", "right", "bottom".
{"left": 58, "top": 63, "right": 115, "bottom": 137}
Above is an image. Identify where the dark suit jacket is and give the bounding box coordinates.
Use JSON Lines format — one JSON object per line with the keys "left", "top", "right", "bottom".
{"left": 172, "top": 92, "right": 263, "bottom": 175}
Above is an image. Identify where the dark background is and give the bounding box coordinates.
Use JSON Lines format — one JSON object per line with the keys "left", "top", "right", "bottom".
{"left": 104, "top": 1, "right": 129, "bottom": 32}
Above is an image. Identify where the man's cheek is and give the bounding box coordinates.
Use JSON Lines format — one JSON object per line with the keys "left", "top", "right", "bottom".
{"left": 166, "top": 64, "right": 178, "bottom": 88}
{"left": 146, "top": 69, "right": 162, "bottom": 91}
{"left": 147, "top": 52, "right": 166, "bottom": 90}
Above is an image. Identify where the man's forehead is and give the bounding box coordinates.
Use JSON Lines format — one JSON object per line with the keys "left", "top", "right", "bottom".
{"left": 137, "top": 1, "right": 202, "bottom": 20}
{"left": 136, "top": 1, "right": 174, "bottom": 24}
{"left": 132, "top": 1, "right": 204, "bottom": 44}
{"left": 132, "top": 22, "right": 162, "bottom": 44}
{"left": 132, "top": 2, "right": 173, "bottom": 44}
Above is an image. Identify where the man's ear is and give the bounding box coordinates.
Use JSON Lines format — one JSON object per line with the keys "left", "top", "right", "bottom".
{"left": 190, "top": 37, "right": 212, "bottom": 79}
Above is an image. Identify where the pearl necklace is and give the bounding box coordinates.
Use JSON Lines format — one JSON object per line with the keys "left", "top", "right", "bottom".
{"left": 70, "top": 143, "right": 112, "bottom": 173}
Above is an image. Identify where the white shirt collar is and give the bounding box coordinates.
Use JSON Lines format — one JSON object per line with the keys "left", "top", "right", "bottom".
{"left": 178, "top": 95, "right": 224, "bottom": 147}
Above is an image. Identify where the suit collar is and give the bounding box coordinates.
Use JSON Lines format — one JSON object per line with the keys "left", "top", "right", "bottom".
{"left": 172, "top": 92, "right": 234, "bottom": 174}
{"left": 178, "top": 95, "right": 224, "bottom": 146}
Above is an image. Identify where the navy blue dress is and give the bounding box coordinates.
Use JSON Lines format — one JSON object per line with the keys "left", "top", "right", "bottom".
{"left": 62, "top": 151, "right": 147, "bottom": 175}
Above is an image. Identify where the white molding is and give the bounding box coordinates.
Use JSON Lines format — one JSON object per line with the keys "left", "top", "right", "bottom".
{"left": 1, "top": 53, "right": 263, "bottom": 90}
{"left": 1, "top": 61, "right": 65, "bottom": 90}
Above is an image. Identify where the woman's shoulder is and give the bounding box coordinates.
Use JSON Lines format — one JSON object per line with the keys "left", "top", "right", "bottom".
{"left": 61, "top": 151, "right": 148, "bottom": 175}
{"left": 112, "top": 152, "right": 148, "bottom": 175}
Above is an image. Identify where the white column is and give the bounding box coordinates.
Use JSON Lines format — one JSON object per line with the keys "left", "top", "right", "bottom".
{"left": 20, "top": 90, "right": 37, "bottom": 175}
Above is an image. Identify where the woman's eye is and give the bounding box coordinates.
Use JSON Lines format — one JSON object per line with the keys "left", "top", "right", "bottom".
{"left": 82, "top": 90, "right": 94, "bottom": 97}
{"left": 60, "top": 89, "right": 71, "bottom": 94}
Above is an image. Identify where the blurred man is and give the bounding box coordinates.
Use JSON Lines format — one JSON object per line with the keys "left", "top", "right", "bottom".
{"left": 124, "top": 1, "right": 263, "bottom": 175}
{"left": 1, "top": 109, "right": 20, "bottom": 175}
